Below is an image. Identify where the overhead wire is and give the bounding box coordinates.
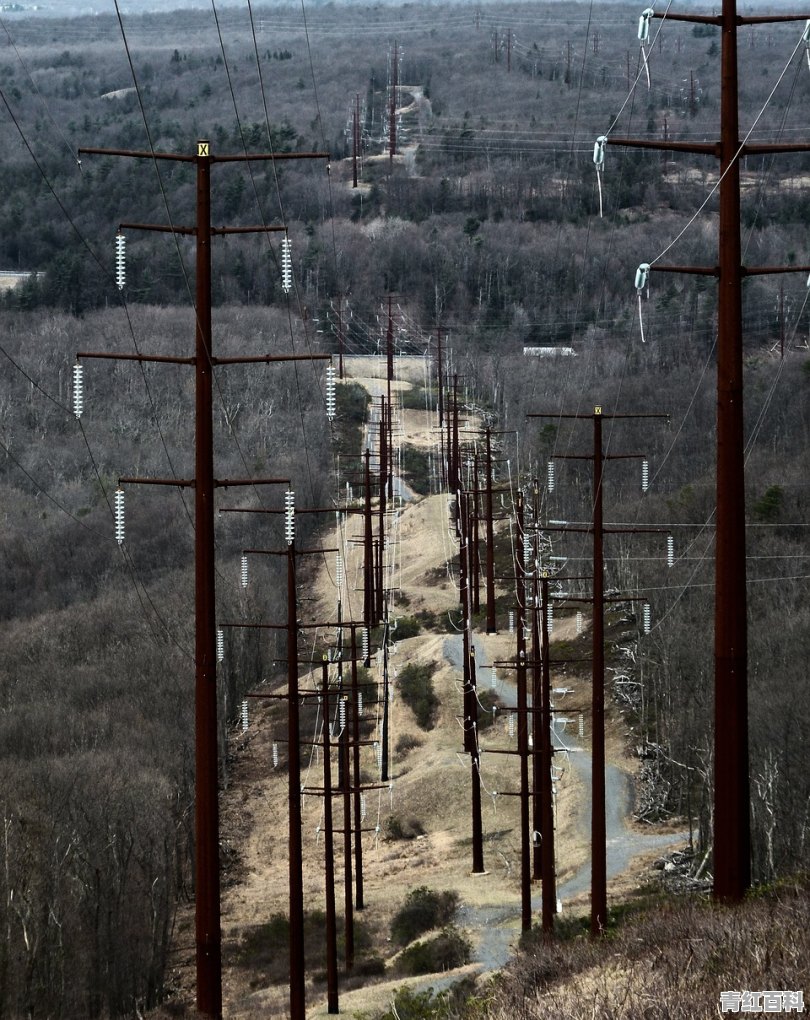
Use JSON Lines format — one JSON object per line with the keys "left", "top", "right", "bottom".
{"left": 0, "top": 76, "right": 196, "bottom": 654}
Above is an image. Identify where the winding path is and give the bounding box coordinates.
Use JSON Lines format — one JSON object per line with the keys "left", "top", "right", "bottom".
{"left": 443, "top": 634, "right": 688, "bottom": 974}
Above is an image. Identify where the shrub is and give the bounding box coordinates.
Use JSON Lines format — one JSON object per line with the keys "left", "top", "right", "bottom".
{"left": 393, "top": 615, "right": 422, "bottom": 639}
{"left": 396, "top": 732, "right": 424, "bottom": 756}
{"left": 390, "top": 886, "right": 460, "bottom": 945}
{"left": 385, "top": 814, "right": 426, "bottom": 841}
{"left": 401, "top": 445, "right": 432, "bottom": 495}
{"left": 396, "top": 925, "right": 472, "bottom": 975}
{"left": 398, "top": 661, "right": 439, "bottom": 730}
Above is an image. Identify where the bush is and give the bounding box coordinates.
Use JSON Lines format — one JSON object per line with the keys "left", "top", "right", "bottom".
{"left": 401, "top": 445, "right": 432, "bottom": 495}
{"left": 394, "top": 615, "right": 422, "bottom": 639}
{"left": 398, "top": 661, "right": 439, "bottom": 730}
{"left": 385, "top": 814, "right": 426, "bottom": 841}
{"left": 396, "top": 925, "right": 472, "bottom": 976}
{"left": 396, "top": 732, "right": 424, "bottom": 756}
{"left": 390, "top": 886, "right": 460, "bottom": 946}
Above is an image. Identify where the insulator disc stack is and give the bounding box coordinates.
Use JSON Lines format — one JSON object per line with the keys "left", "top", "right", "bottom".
{"left": 281, "top": 237, "right": 292, "bottom": 293}
{"left": 240, "top": 554, "right": 249, "bottom": 589}
{"left": 667, "top": 535, "right": 675, "bottom": 568}
{"left": 241, "top": 700, "right": 249, "bottom": 732}
{"left": 326, "top": 364, "right": 336, "bottom": 421}
{"left": 641, "top": 459, "right": 650, "bottom": 493}
{"left": 272, "top": 742, "right": 279, "bottom": 768}
{"left": 576, "top": 610, "right": 583, "bottom": 634}
{"left": 336, "top": 552, "right": 344, "bottom": 593}
{"left": 643, "top": 602, "right": 652, "bottom": 634}
{"left": 285, "top": 490, "right": 295, "bottom": 546}
{"left": 216, "top": 628, "right": 224, "bottom": 663}
{"left": 114, "top": 488, "right": 125, "bottom": 545}
{"left": 72, "top": 363, "right": 84, "bottom": 419}
{"left": 115, "top": 232, "right": 126, "bottom": 290}
{"left": 547, "top": 460, "right": 555, "bottom": 493}
{"left": 490, "top": 665, "right": 497, "bottom": 689}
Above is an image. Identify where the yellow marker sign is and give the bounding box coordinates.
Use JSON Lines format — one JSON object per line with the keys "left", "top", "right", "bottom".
{"left": 197, "top": 141, "right": 210, "bottom": 157}
{"left": 594, "top": 405, "right": 602, "bottom": 415}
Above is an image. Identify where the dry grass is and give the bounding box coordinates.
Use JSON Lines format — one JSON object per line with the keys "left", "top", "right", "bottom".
{"left": 484, "top": 878, "right": 810, "bottom": 1020}
{"left": 159, "top": 358, "right": 708, "bottom": 1020}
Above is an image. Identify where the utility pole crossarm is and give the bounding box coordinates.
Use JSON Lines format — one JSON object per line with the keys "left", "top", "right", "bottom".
{"left": 527, "top": 412, "right": 669, "bottom": 421}
{"left": 79, "top": 146, "right": 330, "bottom": 162}
{"left": 650, "top": 10, "right": 810, "bottom": 24}
{"left": 116, "top": 221, "right": 287, "bottom": 237}
{"left": 212, "top": 353, "right": 332, "bottom": 365}
{"left": 78, "top": 351, "right": 196, "bottom": 365}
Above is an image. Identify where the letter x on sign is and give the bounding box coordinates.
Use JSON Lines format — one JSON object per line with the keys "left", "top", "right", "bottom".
{"left": 198, "top": 141, "right": 210, "bottom": 157}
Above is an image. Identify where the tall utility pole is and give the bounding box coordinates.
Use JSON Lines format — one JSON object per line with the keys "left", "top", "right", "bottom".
{"left": 484, "top": 428, "right": 497, "bottom": 633}
{"left": 459, "top": 488, "right": 485, "bottom": 874}
{"left": 352, "top": 92, "right": 361, "bottom": 189}
{"left": 537, "top": 572, "right": 557, "bottom": 933}
{"left": 224, "top": 538, "right": 352, "bottom": 1020}
{"left": 529, "top": 408, "right": 666, "bottom": 935}
{"left": 320, "top": 660, "right": 339, "bottom": 1015}
{"left": 606, "top": 2, "right": 810, "bottom": 903}
{"left": 388, "top": 40, "right": 399, "bottom": 166}
{"left": 78, "top": 139, "right": 329, "bottom": 1019}
{"left": 514, "top": 493, "right": 532, "bottom": 929}
{"left": 335, "top": 294, "right": 345, "bottom": 379}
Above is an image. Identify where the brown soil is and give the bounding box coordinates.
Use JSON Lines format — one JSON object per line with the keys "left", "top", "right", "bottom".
{"left": 165, "top": 357, "right": 683, "bottom": 1019}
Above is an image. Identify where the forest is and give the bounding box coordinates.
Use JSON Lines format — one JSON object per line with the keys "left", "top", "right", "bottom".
{"left": 0, "top": 1, "right": 807, "bottom": 1016}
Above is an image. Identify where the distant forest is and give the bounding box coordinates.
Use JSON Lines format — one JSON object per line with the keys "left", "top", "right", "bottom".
{"left": 0, "top": 2, "right": 807, "bottom": 1016}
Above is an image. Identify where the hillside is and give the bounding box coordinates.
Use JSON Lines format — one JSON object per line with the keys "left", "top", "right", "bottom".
{"left": 150, "top": 356, "right": 686, "bottom": 1019}
{"left": 0, "top": 1, "right": 807, "bottom": 1017}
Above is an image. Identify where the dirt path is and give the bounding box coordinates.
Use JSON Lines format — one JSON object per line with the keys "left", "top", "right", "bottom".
{"left": 217, "top": 355, "right": 687, "bottom": 1019}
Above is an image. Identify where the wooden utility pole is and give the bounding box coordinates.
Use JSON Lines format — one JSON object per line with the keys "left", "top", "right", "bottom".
{"left": 459, "top": 489, "right": 485, "bottom": 874}
{"left": 320, "top": 659, "right": 339, "bottom": 1014}
{"left": 538, "top": 572, "right": 557, "bottom": 933}
{"left": 389, "top": 41, "right": 399, "bottom": 166}
{"left": 606, "top": 1, "right": 810, "bottom": 903}
{"left": 77, "top": 138, "right": 329, "bottom": 1019}
{"left": 484, "top": 428, "right": 497, "bottom": 633}
{"left": 352, "top": 92, "right": 361, "bottom": 189}
{"left": 529, "top": 408, "right": 667, "bottom": 935}
{"left": 514, "top": 493, "right": 532, "bottom": 929}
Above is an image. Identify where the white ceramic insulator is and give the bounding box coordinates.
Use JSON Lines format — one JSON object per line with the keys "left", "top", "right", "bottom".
{"left": 115, "top": 233, "right": 126, "bottom": 290}
{"left": 281, "top": 237, "right": 292, "bottom": 293}
{"left": 285, "top": 490, "right": 295, "bottom": 546}
{"left": 326, "top": 364, "right": 336, "bottom": 421}
{"left": 72, "top": 362, "right": 84, "bottom": 419}
{"left": 114, "top": 488, "right": 125, "bottom": 545}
